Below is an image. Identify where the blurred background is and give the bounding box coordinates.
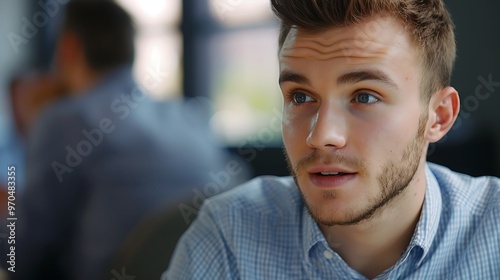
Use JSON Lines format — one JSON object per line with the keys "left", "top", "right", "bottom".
{"left": 0, "top": 0, "right": 499, "bottom": 183}
{"left": 0, "top": 1, "right": 498, "bottom": 279}
{"left": 0, "top": 0, "right": 500, "bottom": 184}
{"left": 0, "top": 0, "right": 500, "bottom": 176}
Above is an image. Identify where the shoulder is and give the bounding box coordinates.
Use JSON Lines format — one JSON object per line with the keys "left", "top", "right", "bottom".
{"left": 198, "top": 176, "right": 303, "bottom": 234}
{"left": 165, "top": 176, "right": 302, "bottom": 278}
{"left": 428, "top": 162, "right": 500, "bottom": 214}
{"left": 33, "top": 80, "right": 139, "bottom": 136}
{"left": 30, "top": 97, "right": 84, "bottom": 141}
{"left": 429, "top": 164, "right": 500, "bottom": 276}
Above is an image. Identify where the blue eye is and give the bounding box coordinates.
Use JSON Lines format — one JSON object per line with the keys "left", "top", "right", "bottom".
{"left": 355, "top": 92, "right": 379, "bottom": 104}
{"left": 291, "top": 92, "right": 314, "bottom": 105}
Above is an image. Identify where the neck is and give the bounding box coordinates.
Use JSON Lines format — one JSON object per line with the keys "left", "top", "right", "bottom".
{"left": 320, "top": 164, "right": 426, "bottom": 279}
{"left": 69, "top": 67, "right": 104, "bottom": 95}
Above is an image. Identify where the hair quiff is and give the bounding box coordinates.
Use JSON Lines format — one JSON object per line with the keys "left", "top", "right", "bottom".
{"left": 271, "top": 0, "right": 456, "bottom": 101}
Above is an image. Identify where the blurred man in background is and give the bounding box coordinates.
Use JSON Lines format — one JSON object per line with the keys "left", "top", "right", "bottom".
{"left": 9, "top": 1, "right": 234, "bottom": 279}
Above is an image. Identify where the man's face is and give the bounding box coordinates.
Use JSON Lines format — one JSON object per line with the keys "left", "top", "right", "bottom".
{"left": 279, "top": 16, "right": 429, "bottom": 226}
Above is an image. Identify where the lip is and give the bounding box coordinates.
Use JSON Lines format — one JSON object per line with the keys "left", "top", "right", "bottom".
{"left": 308, "top": 172, "right": 357, "bottom": 188}
{"left": 307, "top": 165, "right": 355, "bottom": 174}
{"left": 306, "top": 166, "right": 357, "bottom": 188}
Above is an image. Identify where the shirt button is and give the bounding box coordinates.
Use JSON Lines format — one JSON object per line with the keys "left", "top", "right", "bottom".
{"left": 323, "top": 250, "right": 334, "bottom": 259}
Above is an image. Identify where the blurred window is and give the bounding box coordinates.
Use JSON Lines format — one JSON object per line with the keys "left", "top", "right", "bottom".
{"left": 116, "top": 0, "right": 282, "bottom": 145}
{"left": 117, "top": 0, "right": 182, "bottom": 99}
{"left": 203, "top": 0, "right": 282, "bottom": 145}
{"left": 208, "top": 0, "right": 273, "bottom": 25}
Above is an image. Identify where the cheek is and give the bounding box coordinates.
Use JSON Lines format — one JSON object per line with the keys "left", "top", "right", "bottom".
{"left": 282, "top": 111, "right": 311, "bottom": 157}
{"left": 352, "top": 109, "right": 420, "bottom": 164}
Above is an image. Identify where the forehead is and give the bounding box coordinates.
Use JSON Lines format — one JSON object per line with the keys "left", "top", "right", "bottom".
{"left": 279, "top": 15, "right": 417, "bottom": 66}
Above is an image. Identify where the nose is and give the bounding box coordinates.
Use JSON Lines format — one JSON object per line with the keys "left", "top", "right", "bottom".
{"left": 306, "top": 102, "right": 347, "bottom": 150}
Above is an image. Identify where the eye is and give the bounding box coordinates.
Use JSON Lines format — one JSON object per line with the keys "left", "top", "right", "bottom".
{"left": 354, "top": 92, "right": 379, "bottom": 104}
{"left": 290, "top": 91, "right": 315, "bottom": 105}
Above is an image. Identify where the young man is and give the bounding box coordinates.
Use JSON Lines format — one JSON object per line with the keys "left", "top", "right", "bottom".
{"left": 163, "top": 1, "right": 500, "bottom": 279}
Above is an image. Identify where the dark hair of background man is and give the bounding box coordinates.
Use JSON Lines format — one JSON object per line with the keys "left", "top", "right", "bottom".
{"left": 62, "top": 0, "right": 135, "bottom": 72}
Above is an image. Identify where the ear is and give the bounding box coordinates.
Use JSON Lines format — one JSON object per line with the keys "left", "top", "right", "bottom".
{"left": 425, "top": 86, "right": 460, "bottom": 143}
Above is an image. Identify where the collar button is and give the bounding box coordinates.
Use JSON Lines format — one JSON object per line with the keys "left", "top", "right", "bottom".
{"left": 323, "top": 250, "right": 334, "bottom": 259}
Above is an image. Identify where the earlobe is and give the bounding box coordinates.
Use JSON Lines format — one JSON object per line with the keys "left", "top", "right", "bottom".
{"left": 425, "top": 86, "right": 460, "bottom": 143}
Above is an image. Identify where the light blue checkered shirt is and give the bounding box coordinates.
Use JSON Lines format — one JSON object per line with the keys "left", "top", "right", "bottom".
{"left": 163, "top": 163, "right": 500, "bottom": 279}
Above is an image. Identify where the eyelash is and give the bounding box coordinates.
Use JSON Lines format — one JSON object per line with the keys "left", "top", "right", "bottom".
{"left": 286, "top": 90, "right": 313, "bottom": 106}
{"left": 352, "top": 91, "right": 380, "bottom": 105}
{"left": 285, "top": 90, "right": 380, "bottom": 106}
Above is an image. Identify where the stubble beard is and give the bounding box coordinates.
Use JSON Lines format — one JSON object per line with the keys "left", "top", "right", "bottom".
{"left": 284, "top": 114, "right": 428, "bottom": 227}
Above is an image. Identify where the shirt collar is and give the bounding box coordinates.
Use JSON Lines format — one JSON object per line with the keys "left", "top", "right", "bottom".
{"left": 301, "top": 164, "right": 443, "bottom": 266}
{"left": 302, "top": 205, "right": 325, "bottom": 260}
{"left": 73, "top": 65, "right": 135, "bottom": 96}
{"left": 408, "top": 163, "right": 442, "bottom": 266}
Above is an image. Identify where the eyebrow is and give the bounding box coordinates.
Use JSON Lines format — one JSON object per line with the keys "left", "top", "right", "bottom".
{"left": 279, "top": 69, "right": 399, "bottom": 90}
{"left": 279, "top": 71, "right": 312, "bottom": 87}
{"left": 338, "top": 70, "right": 399, "bottom": 90}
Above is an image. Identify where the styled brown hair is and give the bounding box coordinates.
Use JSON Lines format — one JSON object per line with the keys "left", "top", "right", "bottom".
{"left": 271, "top": 0, "right": 456, "bottom": 101}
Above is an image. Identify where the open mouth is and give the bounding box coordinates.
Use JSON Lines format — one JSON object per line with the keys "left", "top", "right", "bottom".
{"left": 317, "top": 172, "right": 350, "bottom": 176}
{"left": 309, "top": 172, "right": 357, "bottom": 188}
